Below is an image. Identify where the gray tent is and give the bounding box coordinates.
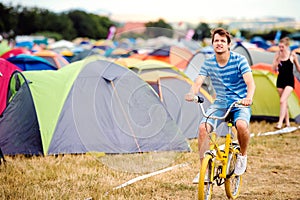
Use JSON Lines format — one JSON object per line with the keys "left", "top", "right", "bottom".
{"left": 184, "top": 51, "right": 215, "bottom": 97}
{"left": 232, "top": 42, "right": 253, "bottom": 66}
{"left": 20, "top": 57, "right": 190, "bottom": 155}
{"left": 140, "top": 70, "right": 213, "bottom": 139}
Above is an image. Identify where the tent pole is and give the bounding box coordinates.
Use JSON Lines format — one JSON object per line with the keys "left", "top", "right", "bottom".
{"left": 110, "top": 81, "right": 142, "bottom": 153}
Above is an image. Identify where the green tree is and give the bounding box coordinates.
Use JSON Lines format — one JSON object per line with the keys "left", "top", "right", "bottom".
{"left": 67, "top": 10, "right": 94, "bottom": 38}
{"left": 0, "top": 3, "right": 18, "bottom": 35}
{"left": 88, "top": 14, "right": 114, "bottom": 39}
{"left": 16, "top": 7, "right": 40, "bottom": 35}
{"left": 239, "top": 29, "right": 252, "bottom": 40}
{"left": 193, "top": 22, "right": 211, "bottom": 41}
{"left": 67, "top": 10, "right": 115, "bottom": 39}
{"left": 45, "top": 12, "right": 76, "bottom": 40}
{"left": 145, "top": 19, "right": 173, "bottom": 38}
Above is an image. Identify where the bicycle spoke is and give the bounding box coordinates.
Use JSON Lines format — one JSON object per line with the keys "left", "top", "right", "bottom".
{"left": 225, "top": 151, "right": 242, "bottom": 199}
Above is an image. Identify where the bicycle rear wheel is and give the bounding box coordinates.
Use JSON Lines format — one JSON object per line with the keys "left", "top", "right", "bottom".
{"left": 225, "top": 150, "right": 242, "bottom": 199}
{"left": 198, "top": 155, "right": 214, "bottom": 200}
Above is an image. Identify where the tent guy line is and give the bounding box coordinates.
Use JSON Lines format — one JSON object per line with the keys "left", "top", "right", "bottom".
{"left": 257, "top": 126, "right": 300, "bottom": 136}
{"left": 105, "top": 162, "right": 189, "bottom": 195}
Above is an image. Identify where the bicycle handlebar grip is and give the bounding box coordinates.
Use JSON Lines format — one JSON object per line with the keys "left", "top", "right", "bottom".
{"left": 194, "top": 96, "right": 204, "bottom": 103}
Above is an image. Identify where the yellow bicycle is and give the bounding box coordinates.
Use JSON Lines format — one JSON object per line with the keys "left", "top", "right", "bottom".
{"left": 195, "top": 96, "right": 244, "bottom": 200}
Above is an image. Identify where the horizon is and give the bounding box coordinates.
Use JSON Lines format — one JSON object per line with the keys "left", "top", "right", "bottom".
{"left": 1, "top": 0, "right": 300, "bottom": 23}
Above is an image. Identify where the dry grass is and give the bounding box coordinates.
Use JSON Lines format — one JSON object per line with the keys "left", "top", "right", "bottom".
{"left": 1, "top": 121, "right": 300, "bottom": 200}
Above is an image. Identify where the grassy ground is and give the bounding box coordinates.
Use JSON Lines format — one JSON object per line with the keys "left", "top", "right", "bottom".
{"left": 1, "top": 121, "right": 300, "bottom": 200}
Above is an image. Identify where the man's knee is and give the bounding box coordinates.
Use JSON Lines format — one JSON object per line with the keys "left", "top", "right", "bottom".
{"left": 198, "top": 123, "right": 211, "bottom": 137}
{"left": 236, "top": 119, "right": 249, "bottom": 133}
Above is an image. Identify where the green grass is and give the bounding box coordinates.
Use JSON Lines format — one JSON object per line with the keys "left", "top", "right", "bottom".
{"left": 0, "top": 121, "right": 300, "bottom": 199}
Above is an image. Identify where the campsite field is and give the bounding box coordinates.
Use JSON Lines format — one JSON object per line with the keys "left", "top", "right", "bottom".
{"left": 1, "top": 121, "right": 300, "bottom": 200}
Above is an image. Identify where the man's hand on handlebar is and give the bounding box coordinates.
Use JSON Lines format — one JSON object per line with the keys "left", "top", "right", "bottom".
{"left": 184, "top": 93, "right": 196, "bottom": 102}
{"left": 241, "top": 98, "right": 253, "bottom": 106}
{"left": 185, "top": 93, "right": 204, "bottom": 103}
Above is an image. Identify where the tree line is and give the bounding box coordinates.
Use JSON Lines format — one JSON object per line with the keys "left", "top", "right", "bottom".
{"left": 0, "top": 3, "right": 176, "bottom": 42}
{"left": 0, "top": 3, "right": 298, "bottom": 43}
{"left": 0, "top": 3, "right": 115, "bottom": 41}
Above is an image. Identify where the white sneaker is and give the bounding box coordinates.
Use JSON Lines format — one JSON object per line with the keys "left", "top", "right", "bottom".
{"left": 192, "top": 172, "right": 200, "bottom": 184}
{"left": 234, "top": 154, "right": 247, "bottom": 175}
{"left": 192, "top": 172, "right": 210, "bottom": 184}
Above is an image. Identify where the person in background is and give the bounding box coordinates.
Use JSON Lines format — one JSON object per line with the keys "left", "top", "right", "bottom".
{"left": 185, "top": 27, "right": 255, "bottom": 183}
{"left": 272, "top": 37, "right": 300, "bottom": 129}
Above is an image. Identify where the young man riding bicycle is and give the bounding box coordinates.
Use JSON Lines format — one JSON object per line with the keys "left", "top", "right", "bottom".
{"left": 185, "top": 27, "right": 256, "bottom": 183}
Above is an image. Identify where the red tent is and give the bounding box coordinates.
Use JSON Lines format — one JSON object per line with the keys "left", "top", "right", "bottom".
{"left": 0, "top": 58, "right": 22, "bottom": 115}
{"left": 0, "top": 48, "right": 31, "bottom": 59}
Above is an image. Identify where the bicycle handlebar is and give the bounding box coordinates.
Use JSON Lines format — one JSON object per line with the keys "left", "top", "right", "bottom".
{"left": 195, "top": 96, "right": 245, "bottom": 120}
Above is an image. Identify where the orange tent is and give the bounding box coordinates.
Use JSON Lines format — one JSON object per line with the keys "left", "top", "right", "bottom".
{"left": 33, "top": 50, "right": 69, "bottom": 69}
{"left": 293, "top": 47, "right": 300, "bottom": 54}
{"left": 267, "top": 45, "right": 279, "bottom": 52}
{"left": 129, "top": 46, "right": 192, "bottom": 70}
{"left": 114, "top": 57, "right": 142, "bottom": 67}
{"left": 169, "top": 46, "right": 193, "bottom": 70}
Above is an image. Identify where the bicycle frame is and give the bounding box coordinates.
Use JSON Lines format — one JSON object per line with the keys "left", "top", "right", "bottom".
{"left": 208, "top": 131, "right": 232, "bottom": 179}
{"left": 199, "top": 98, "right": 240, "bottom": 180}
{"left": 194, "top": 96, "right": 245, "bottom": 200}
{"left": 196, "top": 96, "right": 244, "bottom": 200}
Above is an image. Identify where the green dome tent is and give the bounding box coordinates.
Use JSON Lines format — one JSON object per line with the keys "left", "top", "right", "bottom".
{"left": 1, "top": 57, "right": 190, "bottom": 155}
{"left": 251, "top": 64, "right": 300, "bottom": 123}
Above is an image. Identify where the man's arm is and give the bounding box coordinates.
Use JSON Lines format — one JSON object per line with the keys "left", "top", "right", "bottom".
{"left": 185, "top": 75, "right": 206, "bottom": 102}
{"left": 242, "top": 71, "right": 256, "bottom": 106}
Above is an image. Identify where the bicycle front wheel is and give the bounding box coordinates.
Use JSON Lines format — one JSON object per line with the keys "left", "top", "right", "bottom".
{"left": 225, "top": 150, "right": 242, "bottom": 199}
{"left": 198, "top": 155, "right": 214, "bottom": 200}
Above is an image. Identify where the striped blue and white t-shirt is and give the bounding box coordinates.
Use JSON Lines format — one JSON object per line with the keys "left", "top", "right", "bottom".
{"left": 199, "top": 51, "right": 251, "bottom": 107}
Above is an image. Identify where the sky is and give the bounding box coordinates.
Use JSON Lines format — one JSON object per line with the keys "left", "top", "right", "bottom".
{"left": 1, "top": 0, "right": 300, "bottom": 23}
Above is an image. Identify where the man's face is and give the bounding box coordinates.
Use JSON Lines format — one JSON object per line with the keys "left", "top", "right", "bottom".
{"left": 212, "top": 33, "right": 230, "bottom": 54}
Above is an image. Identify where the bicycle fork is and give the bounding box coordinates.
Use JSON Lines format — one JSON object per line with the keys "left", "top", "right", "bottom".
{"left": 206, "top": 133, "right": 232, "bottom": 186}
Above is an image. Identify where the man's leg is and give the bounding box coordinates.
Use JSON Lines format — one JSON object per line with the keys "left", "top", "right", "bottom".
{"left": 234, "top": 107, "right": 251, "bottom": 176}
{"left": 198, "top": 123, "right": 212, "bottom": 160}
{"left": 236, "top": 119, "right": 250, "bottom": 156}
{"left": 193, "top": 122, "right": 212, "bottom": 184}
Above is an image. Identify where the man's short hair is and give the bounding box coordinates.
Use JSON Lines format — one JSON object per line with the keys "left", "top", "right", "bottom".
{"left": 211, "top": 28, "right": 231, "bottom": 44}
